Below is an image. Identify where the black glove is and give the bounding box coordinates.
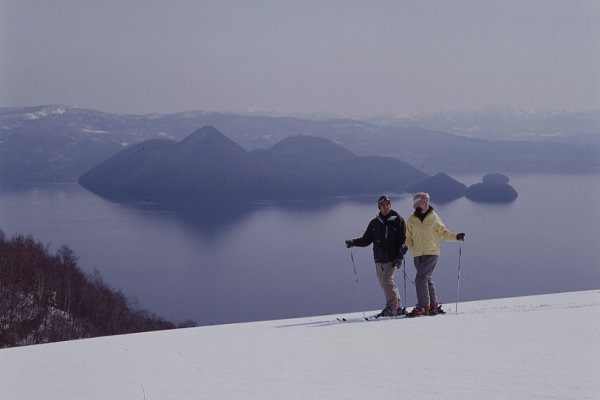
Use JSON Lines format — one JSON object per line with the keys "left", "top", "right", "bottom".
{"left": 345, "top": 239, "right": 354, "bottom": 248}
{"left": 399, "top": 245, "right": 408, "bottom": 256}
{"left": 456, "top": 233, "right": 465, "bottom": 241}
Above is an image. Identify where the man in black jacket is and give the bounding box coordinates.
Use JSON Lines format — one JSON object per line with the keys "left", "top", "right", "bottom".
{"left": 345, "top": 195, "right": 407, "bottom": 316}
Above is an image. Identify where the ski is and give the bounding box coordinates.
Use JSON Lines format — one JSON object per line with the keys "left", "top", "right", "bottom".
{"left": 336, "top": 315, "right": 374, "bottom": 322}
{"left": 371, "top": 309, "right": 407, "bottom": 320}
{"left": 371, "top": 314, "right": 407, "bottom": 321}
{"left": 335, "top": 313, "right": 380, "bottom": 322}
{"left": 336, "top": 307, "right": 446, "bottom": 322}
{"left": 336, "top": 309, "right": 408, "bottom": 322}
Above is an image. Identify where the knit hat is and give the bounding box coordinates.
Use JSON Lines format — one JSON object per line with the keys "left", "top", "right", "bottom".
{"left": 413, "top": 192, "right": 430, "bottom": 208}
{"left": 377, "top": 195, "right": 391, "bottom": 205}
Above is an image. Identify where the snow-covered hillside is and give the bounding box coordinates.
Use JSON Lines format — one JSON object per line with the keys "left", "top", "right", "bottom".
{"left": 2, "top": 291, "right": 599, "bottom": 400}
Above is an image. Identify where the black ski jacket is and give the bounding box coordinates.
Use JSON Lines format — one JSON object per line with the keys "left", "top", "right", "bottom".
{"left": 351, "top": 210, "right": 406, "bottom": 263}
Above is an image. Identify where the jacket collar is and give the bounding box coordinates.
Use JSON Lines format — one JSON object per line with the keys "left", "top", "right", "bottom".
{"left": 414, "top": 206, "right": 434, "bottom": 222}
{"left": 378, "top": 209, "right": 399, "bottom": 224}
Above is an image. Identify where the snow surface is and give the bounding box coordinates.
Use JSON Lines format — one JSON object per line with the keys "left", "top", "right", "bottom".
{"left": 23, "top": 105, "right": 67, "bottom": 120}
{"left": 2, "top": 290, "right": 599, "bottom": 400}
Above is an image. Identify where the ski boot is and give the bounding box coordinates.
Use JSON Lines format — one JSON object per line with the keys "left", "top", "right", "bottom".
{"left": 429, "top": 303, "right": 445, "bottom": 316}
{"left": 408, "top": 305, "right": 429, "bottom": 317}
{"left": 379, "top": 306, "right": 396, "bottom": 317}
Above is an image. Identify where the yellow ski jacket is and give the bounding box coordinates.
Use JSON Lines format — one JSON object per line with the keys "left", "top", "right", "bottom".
{"left": 406, "top": 208, "right": 458, "bottom": 257}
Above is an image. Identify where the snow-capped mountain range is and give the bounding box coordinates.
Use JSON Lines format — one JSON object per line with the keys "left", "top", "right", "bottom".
{"left": 1, "top": 105, "right": 599, "bottom": 185}
{"left": 367, "top": 105, "right": 600, "bottom": 143}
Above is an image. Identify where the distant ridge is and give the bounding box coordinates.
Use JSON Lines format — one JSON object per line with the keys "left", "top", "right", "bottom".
{"left": 2, "top": 105, "right": 599, "bottom": 186}
{"left": 79, "top": 126, "right": 429, "bottom": 203}
{"left": 407, "top": 172, "right": 467, "bottom": 203}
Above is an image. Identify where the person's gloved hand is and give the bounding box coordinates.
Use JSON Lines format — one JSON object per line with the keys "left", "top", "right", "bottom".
{"left": 345, "top": 239, "right": 354, "bottom": 248}
{"left": 456, "top": 233, "right": 465, "bottom": 241}
{"left": 399, "top": 245, "right": 408, "bottom": 256}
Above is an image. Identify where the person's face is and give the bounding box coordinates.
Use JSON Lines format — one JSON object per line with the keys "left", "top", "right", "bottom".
{"left": 418, "top": 196, "right": 430, "bottom": 212}
{"left": 379, "top": 201, "right": 391, "bottom": 215}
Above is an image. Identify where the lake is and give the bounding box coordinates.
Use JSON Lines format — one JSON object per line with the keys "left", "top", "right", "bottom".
{"left": 1, "top": 174, "right": 599, "bottom": 325}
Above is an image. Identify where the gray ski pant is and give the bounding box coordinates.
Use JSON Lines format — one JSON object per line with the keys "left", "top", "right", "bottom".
{"left": 375, "top": 261, "right": 401, "bottom": 310}
{"left": 414, "top": 255, "right": 439, "bottom": 307}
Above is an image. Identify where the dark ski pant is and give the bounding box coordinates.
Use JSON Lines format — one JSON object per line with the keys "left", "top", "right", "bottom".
{"left": 375, "top": 261, "right": 401, "bottom": 310}
{"left": 413, "top": 255, "right": 439, "bottom": 307}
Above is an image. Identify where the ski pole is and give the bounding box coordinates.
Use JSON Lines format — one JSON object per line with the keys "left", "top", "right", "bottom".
{"left": 397, "top": 261, "right": 415, "bottom": 285}
{"left": 349, "top": 249, "right": 368, "bottom": 320}
{"left": 455, "top": 244, "right": 462, "bottom": 314}
{"left": 402, "top": 258, "right": 407, "bottom": 310}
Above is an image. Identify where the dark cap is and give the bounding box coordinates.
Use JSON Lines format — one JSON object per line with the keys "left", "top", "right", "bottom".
{"left": 377, "top": 195, "right": 391, "bottom": 205}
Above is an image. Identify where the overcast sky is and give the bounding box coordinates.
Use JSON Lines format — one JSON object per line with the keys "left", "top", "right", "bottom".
{"left": 1, "top": 0, "right": 599, "bottom": 117}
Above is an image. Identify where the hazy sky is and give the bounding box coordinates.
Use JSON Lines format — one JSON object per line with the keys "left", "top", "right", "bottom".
{"left": 1, "top": 0, "right": 599, "bottom": 117}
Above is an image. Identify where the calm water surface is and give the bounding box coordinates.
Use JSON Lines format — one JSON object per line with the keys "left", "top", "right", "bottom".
{"left": 1, "top": 174, "right": 599, "bottom": 325}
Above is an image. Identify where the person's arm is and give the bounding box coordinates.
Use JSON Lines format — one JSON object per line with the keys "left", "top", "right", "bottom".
{"left": 434, "top": 214, "right": 462, "bottom": 242}
{"left": 346, "top": 221, "right": 374, "bottom": 248}
{"left": 405, "top": 219, "right": 414, "bottom": 251}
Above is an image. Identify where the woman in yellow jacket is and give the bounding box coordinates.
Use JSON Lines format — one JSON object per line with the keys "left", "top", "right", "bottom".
{"left": 405, "top": 192, "right": 465, "bottom": 317}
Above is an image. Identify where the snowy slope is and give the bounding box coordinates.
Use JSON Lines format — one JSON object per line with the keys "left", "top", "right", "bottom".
{"left": 2, "top": 291, "right": 599, "bottom": 400}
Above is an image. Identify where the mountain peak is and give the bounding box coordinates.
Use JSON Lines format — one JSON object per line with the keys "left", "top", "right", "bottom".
{"left": 178, "top": 125, "right": 248, "bottom": 156}
{"left": 181, "top": 125, "right": 230, "bottom": 144}
{"left": 266, "top": 134, "right": 356, "bottom": 161}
